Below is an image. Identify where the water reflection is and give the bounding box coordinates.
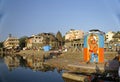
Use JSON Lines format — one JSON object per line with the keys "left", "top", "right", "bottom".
{"left": 0, "top": 55, "right": 64, "bottom": 82}
{"left": 3, "top": 55, "right": 56, "bottom": 72}
{"left": 4, "top": 56, "right": 20, "bottom": 71}
{"left": 63, "top": 78, "right": 80, "bottom": 82}
{"left": 1, "top": 54, "right": 119, "bottom": 82}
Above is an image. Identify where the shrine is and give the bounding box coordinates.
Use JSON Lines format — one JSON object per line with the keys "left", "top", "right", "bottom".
{"left": 83, "top": 29, "right": 104, "bottom": 63}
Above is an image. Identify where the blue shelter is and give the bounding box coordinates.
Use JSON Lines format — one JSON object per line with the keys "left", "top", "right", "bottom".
{"left": 43, "top": 45, "right": 51, "bottom": 52}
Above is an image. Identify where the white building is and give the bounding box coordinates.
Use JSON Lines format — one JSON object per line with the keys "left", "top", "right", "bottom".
{"left": 105, "top": 31, "right": 115, "bottom": 42}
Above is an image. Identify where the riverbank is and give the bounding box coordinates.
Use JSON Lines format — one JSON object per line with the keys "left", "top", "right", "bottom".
{"left": 15, "top": 50, "right": 117, "bottom": 71}
{"left": 1, "top": 50, "right": 119, "bottom": 82}
{"left": 45, "top": 51, "right": 118, "bottom": 71}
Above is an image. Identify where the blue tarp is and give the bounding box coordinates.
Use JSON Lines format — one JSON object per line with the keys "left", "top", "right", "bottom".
{"left": 43, "top": 45, "right": 51, "bottom": 51}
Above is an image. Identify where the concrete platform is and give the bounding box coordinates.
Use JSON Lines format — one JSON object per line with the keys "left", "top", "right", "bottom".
{"left": 62, "top": 72, "right": 90, "bottom": 82}
{"left": 67, "top": 60, "right": 119, "bottom": 74}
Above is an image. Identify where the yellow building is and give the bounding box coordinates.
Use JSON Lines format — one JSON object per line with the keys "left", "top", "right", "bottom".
{"left": 4, "top": 34, "right": 19, "bottom": 49}
{"left": 65, "top": 29, "right": 84, "bottom": 41}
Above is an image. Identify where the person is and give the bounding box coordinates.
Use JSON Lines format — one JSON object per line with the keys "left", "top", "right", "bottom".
{"left": 114, "top": 50, "right": 120, "bottom": 62}
{"left": 118, "top": 66, "right": 120, "bottom": 78}
{"left": 118, "top": 50, "right": 120, "bottom": 62}
{"left": 113, "top": 50, "right": 120, "bottom": 78}
{"left": 118, "top": 50, "right": 120, "bottom": 78}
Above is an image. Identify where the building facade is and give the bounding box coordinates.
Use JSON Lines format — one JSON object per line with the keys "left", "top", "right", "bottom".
{"left": 26, "top": 35, "right": 44, "bottom": 49}
{"left": 105, "top": 31, "right": 115, "bottom": 42}
{"left": 113, "top": 31, "right": 120, "bottom": 51}
{"left": 26, "top": 33, "right": 59, "bottom": 50}
{"left": 65, "top": 29, "right": 84, "bottom": 41}
{"left": 4, "top": 34, "right": 19, "bottom": 49}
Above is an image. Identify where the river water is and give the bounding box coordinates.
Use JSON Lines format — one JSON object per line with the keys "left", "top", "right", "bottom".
{"left": 0, "top": 55, "right": 119, "bottom": 82}
{"left": 0, "top": 55, "right": 65, "bottom": 82}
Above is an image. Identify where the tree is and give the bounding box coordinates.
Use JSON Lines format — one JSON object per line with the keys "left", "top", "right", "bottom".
{"left": 56, "top": 31, "right": 63, "bottom": 46}
{"left": 19, "top": 36, "right": 28, "bottom": 49}
{"left": 0, "top": 42, "right": 3, "bottom": 48}
{"left": 62, "top": 36, "right": 65, "bottom": 45}
{"left": 62, "top": 36, "right": 65, "bottom": 41}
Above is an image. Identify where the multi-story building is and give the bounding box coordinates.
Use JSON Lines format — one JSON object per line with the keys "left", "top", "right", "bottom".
{"left": 26, "top": 33, "right": 59, "bottom": 50}
{"left": 113, "top": 31, "right": 120, "bottom": 51}
{"left": 65, "top": 29, "right": 84, "bottom": 41}
{"left": 105, "top": 31, "right": 115, "bottom": 42}
{"left": 4, "top": 34, "right": 19, "bottom": 49}
{"left": 64, "top": 29, "right": 84, "bottom": 51}
{"left": 26, "top": 35, "right": 44, "bottom": 49}
{"left": 113, "top": 31, "right": 120, "bottom": 42}
{"left": 38, "top": 33, "right": 58, "bottom": 49}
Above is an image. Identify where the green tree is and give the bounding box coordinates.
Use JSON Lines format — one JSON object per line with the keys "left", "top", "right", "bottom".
{"left": 0, "top": 42, "right": 3, "bottom": 48}
{"left": 56, "top": 31, "right": 63, "bottom": 46}
{"left": 19, "top": 36, "right": 28, "bottom": 49}
{"left": 62, "top": 35, "right": 65, "bottom": 45}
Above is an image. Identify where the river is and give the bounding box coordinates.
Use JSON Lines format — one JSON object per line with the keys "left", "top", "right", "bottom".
{"left": 0, "top": 54, "right": 119, "bottom": 82}
{"left": 0, "top": 55, "right": 65, "bottom": 82}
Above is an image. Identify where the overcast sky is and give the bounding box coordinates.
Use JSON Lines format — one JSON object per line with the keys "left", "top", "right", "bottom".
{"left": 0, "top": 0, "right": 120, "bottom": 41}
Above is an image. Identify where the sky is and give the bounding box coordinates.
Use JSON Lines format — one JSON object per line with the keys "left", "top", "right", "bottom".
{"left": 0, "top": 0, "right": 120, "bottom": 41}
